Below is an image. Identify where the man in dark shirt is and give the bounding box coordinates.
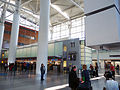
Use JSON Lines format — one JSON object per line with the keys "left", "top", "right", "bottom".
{"left": 40, "top": 63, "right": 45, "bottom": 80}
{"left": 69, "top": 66, "right": 79, "bottom": 90}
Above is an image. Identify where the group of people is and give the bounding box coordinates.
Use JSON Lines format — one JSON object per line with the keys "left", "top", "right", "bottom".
{"left": 1, "top": 62, "right": 120, "bottom": 90}
{"left": 103, "top": 63, "right": 119, "bottom": 90}
{"left": 104, "top": 63, "right": 116, "bottom": 80}
{"left": 69, "top": 64, "right": 92, "bottom": 90}
{"left": 89, "top": 63, "right": 99, "bottom": 78}
{"left": 69, "top": 64, "right": 120, "bottom": 90}
{"left": 1, "top": 62, "right": 36, "bottom": 73}
{"left": 6, "top": 62, "right": 17, "bottom": 76}
{"left": 103, "top": 71, "right": 119, "bottom": 90}
{"left": 0, "top": 62, "right": 46, "bottom": 80}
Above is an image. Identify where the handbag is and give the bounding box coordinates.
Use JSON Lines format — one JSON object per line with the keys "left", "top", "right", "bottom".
{"left": 79, "top": 81, "right": 91, "bottom": 88}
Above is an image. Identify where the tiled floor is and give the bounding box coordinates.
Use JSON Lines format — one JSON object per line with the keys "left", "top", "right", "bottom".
{"left": 0, "top": 71, "right": 120, "bottom": 90}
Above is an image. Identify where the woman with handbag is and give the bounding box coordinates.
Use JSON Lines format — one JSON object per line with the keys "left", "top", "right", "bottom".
{"left": 77, "top": 64, "right": 92, "bottom": 90}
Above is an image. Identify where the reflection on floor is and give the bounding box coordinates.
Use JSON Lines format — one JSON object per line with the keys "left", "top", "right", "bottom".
{"left": 0, "top": 71, "right": 120, "bottom": 90}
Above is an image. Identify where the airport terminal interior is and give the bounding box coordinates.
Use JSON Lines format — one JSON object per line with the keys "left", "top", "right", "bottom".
{"left": 0, "top": 0, "right": 120, "bottom": 90}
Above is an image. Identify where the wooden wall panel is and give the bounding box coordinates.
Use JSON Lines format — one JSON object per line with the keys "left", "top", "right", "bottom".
{"left": 3, "top": 21, "right": 38, "bottom": 45}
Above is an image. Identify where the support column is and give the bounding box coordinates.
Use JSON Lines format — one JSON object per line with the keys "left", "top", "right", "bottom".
{"left": 0, "top": 1, "right": 7, "bottom": 58}
{"left": 8, "top": 0, "right": 21, "bottom": 64}
{"left": 101, "top": 60, "right": 104, "bottom": 69}
{"left": 36, "top": 0, "right": 50, "bottom": 74}
{"left": 50, "top": 26, "right": 53, "bottom": 40}
{"left": 68, "top": 21, "right": 72, "bottom": 39}
{"left": 84, "top": 46, "right": 86, "bottom": 64}
{"left": 96, "top": 50, "right": 100, "bottom": 69}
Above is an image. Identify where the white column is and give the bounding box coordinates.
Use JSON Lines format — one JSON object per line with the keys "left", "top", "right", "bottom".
{"left": 0, "top": 1, "right": 7, "bottom": 58}
{"left": 8, "top": 0, "right": 21, "bottom": 64}
{"left": 84, "top": 46, "right": 86, "bottom": 64}
{"left": 101, "top": 60, "right": 104, "bottom": 69}
{"left": 50, "top": 26, "right": 53, "bottom": 40}
{"left": 36, "top": 0, "right": 50, "bottom": 74}
{"left": 96, "top": 50, "right": 100, "bottom": 69}
{"left": 68, "top": 21, "right": 72, "bottom": 39}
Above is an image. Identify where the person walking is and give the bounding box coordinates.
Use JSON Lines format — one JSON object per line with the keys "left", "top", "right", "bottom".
{"left": 40, "top": 63, "right": 45, "bottom": 81}
{"left": 69, "top": 65, "right": 79, "bottom": 90}
{"left": 116, "top": 64, "right": 119, "bottom": 75}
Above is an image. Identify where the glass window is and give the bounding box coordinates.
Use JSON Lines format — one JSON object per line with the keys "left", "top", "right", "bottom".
{"left": 81, "top": 53, "right": 84, "bottom": 56}
{"left": 81, "top": 60, "right": 85, "bottom": 64}
{"left": 50, "top": 16, "right": 85, "bottom": 41}
{"left": 81, "top": 57, "right": 84, "bottom": 61}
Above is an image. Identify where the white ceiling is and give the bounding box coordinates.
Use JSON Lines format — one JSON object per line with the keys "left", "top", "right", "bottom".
{"left": 0, "top": 0, "right": 84, "bottom": 26}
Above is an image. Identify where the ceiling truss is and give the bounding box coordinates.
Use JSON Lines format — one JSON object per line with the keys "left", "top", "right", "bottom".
{"left": 0, "top": 0, "right": 84, "bottom": 26}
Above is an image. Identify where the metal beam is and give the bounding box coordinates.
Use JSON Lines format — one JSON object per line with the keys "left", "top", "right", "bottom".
{"left": 51, "top": 5, "right": 75, "bottom": 18}
{"left": 20, "top": 0, "right": 32, "bottom": 7}
{"left": 0, "top": 3, "right": 4, "bottom": 8}
{"left": 51, "top": 0, "right": 58, "bottom": 3}
{"left": 0, "top": 0, "right": 40, "bottom": 25}
{"left": 0, "top": 0, "right": 35, "bottom": 15}
{"left": 0, "top": 0, "right": 16, "bottom": 7}
{"left": 50, "top": 4, "right": 70, "bottom": 20}
{"left": 69, "top": 0, "right": 84, "bottom": 12}
{"left": 6, "top": 8, "right": 37, "bottom": 25}
{"left": 35, "top": 0, "right": 38, "bottom": 13}
{"left": 52, "top": 13, "right": 84, "bottom": 26}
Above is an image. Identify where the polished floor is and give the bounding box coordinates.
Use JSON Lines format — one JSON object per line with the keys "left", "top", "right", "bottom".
{"left": 0, "top": 71, "right": 120, "bottom": 90}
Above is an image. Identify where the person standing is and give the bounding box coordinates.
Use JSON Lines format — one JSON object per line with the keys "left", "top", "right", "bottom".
{"left": 13, "top": 62, "right": 17, "bottom": 76}
{"left": 69, "top": 66, "right": 79, "bottom": 90}
{"left": 4, "top": 63, "right": 8, "bottom": 72}
{"left": 95, "top": 63, "right": 99, "bottom": 77}
{"left": 116, "top": 64, "right": 119, "bottom": 75}
{"left": 103, "top": 72, "right": 119, "bottom": 90}
{"left": 89, "top": 64, "right": 94, "bottom": 78}
{"left": 40, "top": 63, "right": 45, "bottom": 81}
{"left": 78, "top": 64, "right": 91, "bottom": 90}
{"left": 110, "top": 64, "right": 115, "bottom": 79}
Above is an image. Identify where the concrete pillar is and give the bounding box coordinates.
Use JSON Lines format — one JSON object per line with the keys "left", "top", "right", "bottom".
{"left": 0, "top": 1, "right": 7, "bottom": 58}
{"left": 101, "top": 60, "right": 104, "bottom": 69}
{"left": 96, "top": 50, "right": 100, "bottom": 69}
{"left": 0, "top": 23, "right": 4, "bottom": 58}
{"left": 60, "top": 25, "right": 61, "bottom": 39}
{"left": 84, "top": 46, "right": 86, "bottom": 64}
{"left": 36, "top": 0, "right": 50, "bottom": 74}
{"left": 8, "top": 0, "right": 21, "bottom": 64}
{"left": 50, "top": 26, "right": 53, "bottom": 40}
{"left": 68, "top": 21, "right": 72, "bottom": 39}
